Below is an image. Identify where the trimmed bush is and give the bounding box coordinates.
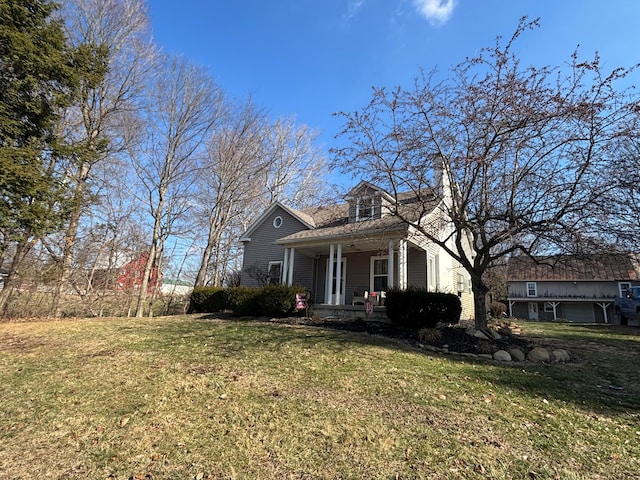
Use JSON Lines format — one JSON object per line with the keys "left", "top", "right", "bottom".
{"left": 224, "top": 286, "right": 261, "bottom": 316}
{"left": 188, "top": 284, "right": 311, "bottom": 318}
{"left": 385, "top": 287, "right": 461, "bottom": 329}
{"left": 188, "top": 287, "right": 226, "bottom": 313}
{"left": 256, "top": 284, "right": 310, "bottom": 318}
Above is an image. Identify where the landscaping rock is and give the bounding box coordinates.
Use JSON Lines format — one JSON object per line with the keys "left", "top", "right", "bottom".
{"left": 551, "top": 349, "right": 571, "bottom": 363}
{"left": 473, "top": 330, "right": 490, "bottom": 340}
{"left": 487, "top": 329, "right": 502, "bottom": 340}
{"left": 527, "top": 347, "right": 551, "bottom": 363}
{"left": 493, "top": 350, "right": 512, "bottom": 362}
{"left": 509, "top": 348, "right": 526, "bottom": 362}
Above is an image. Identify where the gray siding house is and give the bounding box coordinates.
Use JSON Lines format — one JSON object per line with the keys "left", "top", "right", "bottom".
{"left": 239, "top": 181, "right": 475, "bottom": 319}
{"left": 506, "top": 254, "right": 640, "bottom": 324}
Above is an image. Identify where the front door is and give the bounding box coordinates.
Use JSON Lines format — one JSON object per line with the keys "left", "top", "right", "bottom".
{"left": 528, "top": 302, "right": 539, "bottom": 320}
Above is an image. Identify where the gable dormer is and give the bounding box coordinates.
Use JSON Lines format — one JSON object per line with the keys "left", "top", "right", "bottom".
{"left": 345, "top": 181, "right": 394, "bottom": 223}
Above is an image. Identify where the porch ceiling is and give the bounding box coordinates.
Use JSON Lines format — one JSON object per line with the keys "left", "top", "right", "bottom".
{"left": 283, "top": 235, "right": 423, "bottom": 257}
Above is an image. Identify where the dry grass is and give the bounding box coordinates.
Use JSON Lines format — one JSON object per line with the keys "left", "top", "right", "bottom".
{"left": 1, "top": 315, "right": 639, "bottom": 479}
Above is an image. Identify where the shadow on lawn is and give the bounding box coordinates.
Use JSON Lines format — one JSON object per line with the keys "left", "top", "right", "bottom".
{"left": 187, "top": 314, "right": 640, "bottom": 414}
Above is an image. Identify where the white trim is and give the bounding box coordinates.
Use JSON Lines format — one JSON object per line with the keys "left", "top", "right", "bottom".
{"left": 388, "top": 240, "right": 394, "bottom": 289}
{"left": 335, "top": 244, "right": 343, "bottom": 305}
{"left": 427, "top": 253, "right": 437, "bottom": 291}
{"left": 526, "top": 282, "right": 537, "bottom": 297}
{"left": 326, "top": 244, "right": 335, "bottom": 304}
{"left": 326, "top": 254, "right": 346, "bottom": 304}
{"left": 273, "top": 216, "right": 283, "bottom": 228}
{"left": 282, "top": 248, "right": 289, "bottom": 285}
{"left": 398, "top": 239, "right": 408, "bottom": 290}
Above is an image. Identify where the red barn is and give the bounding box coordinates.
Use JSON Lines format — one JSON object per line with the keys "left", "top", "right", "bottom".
{"left": 116, "top": 253, "right": 162, "bottom": 293}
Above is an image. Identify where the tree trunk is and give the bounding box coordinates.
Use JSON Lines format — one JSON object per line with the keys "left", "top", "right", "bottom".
{"left": 52, "top": 162, "right": 91, "bottom": 317}
{"left": 135, "top": 195, "right": 164, "bottom": 317}
{"left": 472, "top": 280, "right": 490, "bottom": 332}
{"left": 0, "top": 237, "right": 36, "bottom": 315}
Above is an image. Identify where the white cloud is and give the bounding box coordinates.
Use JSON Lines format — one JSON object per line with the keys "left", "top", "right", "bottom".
{"left": 413, "top": 0, "right": 457, "bottom": 25}
{"left": 345, "top": 0, "right": 365, "bottom": 20}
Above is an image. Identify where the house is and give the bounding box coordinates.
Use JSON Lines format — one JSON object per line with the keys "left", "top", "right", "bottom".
{"left": 506, "top": 254, "right": 640, "bottom": 324}
{"left": 239, "top": 180, "right": 474, "bottom": 319}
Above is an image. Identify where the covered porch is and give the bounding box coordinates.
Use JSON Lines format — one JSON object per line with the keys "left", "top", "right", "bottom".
{"left": 277, "top": 232, "right": 430, "bottom": 308}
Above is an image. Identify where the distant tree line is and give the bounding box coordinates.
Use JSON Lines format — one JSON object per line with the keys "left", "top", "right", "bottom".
{"left": 0, "top": 0, "right": 332, "bottom": 318}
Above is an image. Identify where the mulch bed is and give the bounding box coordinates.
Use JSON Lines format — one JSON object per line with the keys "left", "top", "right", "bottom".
{"left": 275, "top": 316, "right": 534, "bottom": 355}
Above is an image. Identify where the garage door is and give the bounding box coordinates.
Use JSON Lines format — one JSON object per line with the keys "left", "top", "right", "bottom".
{"left": 563, "top": 303, "right": 594, "bottom": 323}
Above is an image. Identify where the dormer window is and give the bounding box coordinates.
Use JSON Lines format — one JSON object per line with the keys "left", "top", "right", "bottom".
{"left": 356, "top": 196, "right": 376, "bottom": 221}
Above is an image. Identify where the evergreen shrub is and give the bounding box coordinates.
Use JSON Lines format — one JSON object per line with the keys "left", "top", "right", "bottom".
{"left": 385, "top": 287, "right": 461, "bottom": 329}
{"left": 188, "top": 287, "right": 226, "bottom": 313}
{"left": 188, "top": 284, "right": 312, "bottom": 318}
{"left": 256, "top": 284, "right": 310, "bottom": 318}
{"left": 224, "top": 286, "right": 261, "bottom": 316}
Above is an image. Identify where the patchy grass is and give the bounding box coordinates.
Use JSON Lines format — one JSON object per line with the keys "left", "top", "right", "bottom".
{"left": 0, "top": 316, "right": 639, "bottom": 479}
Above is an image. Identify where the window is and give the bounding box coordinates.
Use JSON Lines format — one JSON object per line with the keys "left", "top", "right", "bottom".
{"left": 272, "top": 216, "right": 283, "bottom": 228}
{"left": 371, "top": 257, "right": 388, "bottom": 292}
{"left": 527, "top": 282, "right": 537, "bottom": 297}
{"left": 456, "top": 273, "right": 466, "bottom": 294}
{"left": 427, "top": 254, "right": 437, "bottom": 291}
{"left": 356, "top": 196, "right": 376, "bottom": 221}
{"left": 268, "top": 261, "right": 282, "bottom": 285}
{"left": 619, "top": 282, "right": 631, "bottom": 297}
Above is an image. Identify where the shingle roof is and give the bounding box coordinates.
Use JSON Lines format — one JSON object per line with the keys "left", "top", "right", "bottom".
{"left": 276, "top": 214, "right": 411, "bottom": 244}
{"left": 507, "top": 254, "right": 640, "bottom": 281}
{"left": 277, "top": 190, "right": 440, "bottom": 244}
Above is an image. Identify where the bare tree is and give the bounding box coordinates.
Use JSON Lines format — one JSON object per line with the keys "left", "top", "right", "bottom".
{"left": 193, "top": 100, "right": 266, "bottom": 287}
{"left": 129, "top": 54, "right": 224, "bottom": 317}
{"left": 332, "top": 18, "right": 639, "bottom": 330}
{"left": 262, "top": 116, "right": 329, "bottom": 209}
{"left": 192, "top": 104, "right": 332, "bottom": 287}
{"left": 51, "top": 0, "right": 155, "bottom": 316}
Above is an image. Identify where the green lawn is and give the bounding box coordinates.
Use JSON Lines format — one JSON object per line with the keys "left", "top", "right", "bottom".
{"left": 1, "top": 316, "right": 638, "bottom": 479}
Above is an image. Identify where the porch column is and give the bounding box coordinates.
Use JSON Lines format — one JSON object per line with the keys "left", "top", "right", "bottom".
{"left": 398, "top": 239, "right": 408, "bottom": 290}
{"left": 325, "top": 244, "right": 335, "bottom": 304}
{"left": 597, "top": 302, "right": 611, "bottom": 323}
{"left": 334, "top": 243, "right": 342, "bottom": 305}
{"left": 388, "top": 240, "right": 394, "bottom": 289}
{"left": 287, "top": 247, "right": 295, "bottom": 286}
{"left": 282, "top": 248, "right": 289, "bottom": 285}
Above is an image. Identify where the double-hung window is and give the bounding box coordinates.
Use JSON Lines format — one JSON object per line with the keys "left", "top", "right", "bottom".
{"left": 371, "top": 257, "right": 388, "bottom": 292}
{"left": 526, "top": 282, "right": 537, "bottom": 297}
{"left": 268, "top": 261, "right": 282, "bottom": 285}
{"left": 619, "top": 282, "right": 631, "bottom": 297}
{"left": 356, "top": 196, "right": 375, "bottom": 221}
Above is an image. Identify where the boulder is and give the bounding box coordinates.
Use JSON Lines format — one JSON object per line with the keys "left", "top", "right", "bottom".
{"left": 493, "top": 350, "right": 512, "bottom": 362}
{"left": 473, "top": 330, "right": 490, "bottom": 340}
{"left": 508, "top": 348, "right": 526, "bottom": 362}
{"left": 551, "top": 349, "right": 571, "bottom": 363}
{"left": 527, "top": 347, "right": 551, "bottom": 363}
{"left": 487, "top": 329, "right": 502, "bottom": 340}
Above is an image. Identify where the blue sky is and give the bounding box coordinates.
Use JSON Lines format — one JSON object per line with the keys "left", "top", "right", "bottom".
{"left": 147, "top": 0, "right": 640, "bottom": 160}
